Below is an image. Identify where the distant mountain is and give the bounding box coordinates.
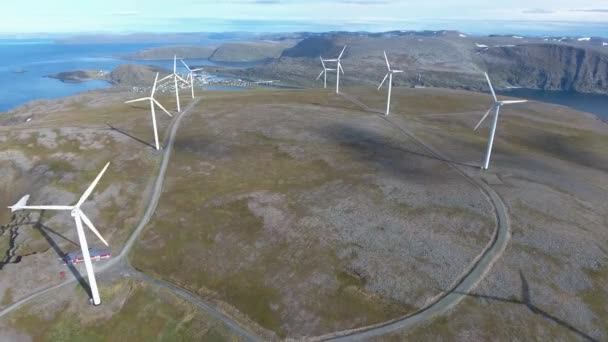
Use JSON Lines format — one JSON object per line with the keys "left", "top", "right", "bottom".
{"left": 119, "top": 40, "right": 299, "bottom": 63}
{"left": 222, "top": 33, "right": 608, "bottom": 95}
{"left": 209, "top": 40, "right": 298, "bottom": 62}
{"left": 119, "top": 45, "right": 217, "bottom": 60}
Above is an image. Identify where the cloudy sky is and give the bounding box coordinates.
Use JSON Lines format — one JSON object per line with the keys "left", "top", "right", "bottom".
{"left": 2, "top": 0, "right": 608, "bottom": 35}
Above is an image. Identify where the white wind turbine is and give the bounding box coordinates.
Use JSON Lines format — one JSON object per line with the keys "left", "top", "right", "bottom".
{"left": 474, "top": 72, "right": 528, "bottom": 170}
{"left": 159, "top": 55, "right": 189, "bottom": 112}
{"left": 9, "top": 162, "right": 112, "bottom": 306}
{"left": 323, "top": 45, "right": 346, "bottom": 94}
{"left": 125, "top": 73, "right": 173, "bottom": 150}
{"left": 377, "top": 51, "right": 404, "bottom": 116}
{"left": 316, "top": 56, "right": 336, "bottom": 89}
{"left": 180, "top": 59, "right": 204, "bottom": 99}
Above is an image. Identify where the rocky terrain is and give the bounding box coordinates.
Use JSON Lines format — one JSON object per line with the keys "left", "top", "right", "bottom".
{"left": 107, "top": 64, "right": 171, "bottom": 87}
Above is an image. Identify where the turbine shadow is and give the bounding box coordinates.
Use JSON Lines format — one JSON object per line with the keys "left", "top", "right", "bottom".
{"left": 441, "top": 271, "right": 598, "bottom": 342}
{"left": 338, "top": 91, "right": 479, "bottom": 169}
{"left": 379, "top": 115, "right": 480, "bottom": 169}
{"left": 322, "top": 122, "right": 479, "bottom": 182}
{"left": 33, "top": 211, "right": 92, "bottom": 301}
{"left": 104, "top": 122, "right": 156, "bottom": 149}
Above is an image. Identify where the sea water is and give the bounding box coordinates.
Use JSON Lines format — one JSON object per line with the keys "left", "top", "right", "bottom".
{"left": 0, "top": 39, "right": 255, "bottom": 112}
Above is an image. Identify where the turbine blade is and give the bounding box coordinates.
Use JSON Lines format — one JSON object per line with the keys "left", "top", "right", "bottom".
{"left": 338, "top": 45, "right": 347, "bottom": 59}
{"left": 176, "top": 74, "right": 189, "bottom": 84}
{"left": 153, "top": 99, "right": 173, "bottom": 117}
{"left": 76, "top": 162, "right": 110, "bottom": 207}
{"left": 320, "top": 57, "right": 326, "bottom": 69}
{"left": 159, "top": 74, "right": 172, "bottom": 82}
{"left": 339, "top": 63, "right": 344, "bottom": 74}
{"left": 501, "top": 100, "right": 528, "bottom": 104}
{"left": 8, "top": 194, "right": 30, "bottom": 212}
{"left": 78, "top": 210, "right": 109, "bottom": 246}
{"left": 11, "top": 205, "right": 73, "bottom": 211}
{"left": 384, "top": 51, "right": 391, "bottom": 71}
{"left": 151, "top": 72, "right": 159, "bottom": 96}
{"left": 485, "top": 72, "right": 498, "bottom": 102}
{"left": 474, "top": 106, "right": 494, "bottom": 130}
{"left": 125, "top": 97, "right": 149, "bottom": 104}
{"left": 316, "top": 70, "right": 325, "bottom": 80}
{"left": 180, "top": 59, "right": 190, "bottom": 70}
{"left": 73, "top": 213, "right": 100, "bottom": 305}
{"left": 191, "top": 68, "right": 204, "bottom": 72}
{"left": 378, "top": 73, "right": 389, "bottom": 90}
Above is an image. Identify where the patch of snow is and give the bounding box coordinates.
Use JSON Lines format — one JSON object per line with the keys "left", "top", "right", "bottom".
{"left": 26, "top": 117, "right": 31, "bottom": 122}
{"left": 578, "top": 37, "right": 591, "bottom": 41}
{"left": 603, "top": 42, "right": 608, "bottom": 46}
{"left": 475, "top": 43, "right": 489, "bottom": 48}
{"left": 513, "top": 36, "right": 524, "bottom": 39}
{"left": 459, "top": 33, "right": 467, "bottom": 38}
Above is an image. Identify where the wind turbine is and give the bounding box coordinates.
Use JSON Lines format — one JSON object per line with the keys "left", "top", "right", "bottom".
{"left": 377, "top": 51, "right": 404, "bottom": 116}
{"left": 159, "top": 55, "right": 189, "bottom": 112}
{"left": 180, "top": 59, "right": 204, "bottom": 99}
{"left": 324, "top": 45, "right": 346, "bottom": 94}
{"left": 8, "top": 162, "right": 112, "bottom": 306}
{"left": 474, "top": 72, "right": 528, "bottom": 170}
{"left": 316, "top": 56, "right": 336, "bottom": 89}
{"left": 124, "top": 73, "right": 173, "bottom": 150}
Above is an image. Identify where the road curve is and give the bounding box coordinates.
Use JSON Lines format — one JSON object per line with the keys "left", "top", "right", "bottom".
{"left": 314, "top": 93, "right": 511, "bottom": 341}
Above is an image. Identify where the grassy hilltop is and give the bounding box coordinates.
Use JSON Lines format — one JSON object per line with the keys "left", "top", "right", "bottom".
{"left": 0, "top": 86, "right": 606, "bottom": 340}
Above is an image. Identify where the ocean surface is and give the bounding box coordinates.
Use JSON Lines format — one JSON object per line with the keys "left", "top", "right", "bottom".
{"left": 498, "top": 88, "right": 608, "bottom": 122}
{"left": 0, "top": 39, "right": 255, "bottom": 113}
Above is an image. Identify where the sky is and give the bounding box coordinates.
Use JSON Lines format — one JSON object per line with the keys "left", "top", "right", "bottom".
{"left": 2, "top": 0, "right": 608, "bottom": 36}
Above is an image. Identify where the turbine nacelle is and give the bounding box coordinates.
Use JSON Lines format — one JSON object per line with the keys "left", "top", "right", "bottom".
{"left": 473, "top": 73, "right": 528, "bottom": 130}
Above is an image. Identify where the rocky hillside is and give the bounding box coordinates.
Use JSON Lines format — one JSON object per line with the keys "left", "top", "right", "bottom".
{"left": 209, "top": 40, "right": 298, "bottom": 62}
{"left": 108, "top": 64, "right": 171, "bottom": 86}
{"left": 480, "top": 44, "right": 608, "bottom": 93}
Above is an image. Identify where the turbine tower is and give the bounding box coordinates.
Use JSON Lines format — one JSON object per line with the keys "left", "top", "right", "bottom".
{"left": 180, "top": 59, "right": 204, "bottom": 99}
{"left": 124, "top": 73, "right": 173, "bottom": 150}
{"left": 377, "top": 51, "right": 404, "bottom": 116}
{"left": 159, "top": 55, "right": 189, "bottom": 112}
{"left": 316, "top": 56, "right": 336, "bottom": 89}
{"left": 474, "top": 72, "right": 528, "bottom": 170}
{"left": 9, "top": 162, "right": 112, "bottom": 306}
{"left": 324, "top": 45, "right": 346, "bottom": 94}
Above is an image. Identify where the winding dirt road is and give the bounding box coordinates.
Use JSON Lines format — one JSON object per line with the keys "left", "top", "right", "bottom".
{"left": 1, "top": 91, "right": 511, "bottom": 342}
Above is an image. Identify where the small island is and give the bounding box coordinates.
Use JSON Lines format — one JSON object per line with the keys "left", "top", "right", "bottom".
{"left": 46, "top": 70, "right": 108, "bottom": 83}
{"left": 45, "top": 64, "right": 171, "bottom": 87}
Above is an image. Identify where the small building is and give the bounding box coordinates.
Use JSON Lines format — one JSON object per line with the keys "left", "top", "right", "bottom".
{"left": 63, "top": 248, "right": 111, "bottom": 265}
